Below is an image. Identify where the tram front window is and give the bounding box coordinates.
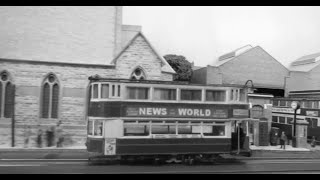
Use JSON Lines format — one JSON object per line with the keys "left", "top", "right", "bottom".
{"left": 94, "top": 120, "right": 103, "bottom": 136}
{"left": 88, "top": 120, "right": 93, "bottom": 136}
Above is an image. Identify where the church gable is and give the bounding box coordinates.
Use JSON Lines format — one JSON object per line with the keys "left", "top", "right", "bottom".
{"left": 112, "top": 32, "right": 175, "bottom": 81}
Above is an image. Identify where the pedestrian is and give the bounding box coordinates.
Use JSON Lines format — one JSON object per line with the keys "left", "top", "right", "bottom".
{"left": 56, "top": 121, "right": 64, "bottom": 148}
{"left": 311, "top": 136, "right": 317, "bottom": 148}
{"left": 24, "top": 125, "right": 32, "bottom": 148}
{"left": 280, "top": 131, "right": 287, "bottom": 149}
{"left": 37, "top": 125, "right": 43, "bottom": 148}
{"left": 46, "top": 126, "right": 54, "bottom": 147}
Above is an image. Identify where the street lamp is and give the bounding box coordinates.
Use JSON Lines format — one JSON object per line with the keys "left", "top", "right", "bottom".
{"left": 291, "top": 101, "right": 300, "bottom": 147}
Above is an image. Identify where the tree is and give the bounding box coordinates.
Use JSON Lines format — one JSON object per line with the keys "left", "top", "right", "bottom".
{"left": 163, "top": 54, "right": 193, "bottom": 81}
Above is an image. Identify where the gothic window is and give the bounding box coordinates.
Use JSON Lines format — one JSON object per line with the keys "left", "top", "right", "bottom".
{"left": 41, "top": 74, "right": 60, "bottom": 119}
{"left": 131, "top": 68, "right": 146, "bottom": 80}
{"left": 0, "top": 71, "right": 14, "bottom": 118}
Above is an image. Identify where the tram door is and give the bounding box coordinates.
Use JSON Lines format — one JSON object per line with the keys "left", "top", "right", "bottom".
{"left": 231, "top": 121, "right": 249, "bottom": 150}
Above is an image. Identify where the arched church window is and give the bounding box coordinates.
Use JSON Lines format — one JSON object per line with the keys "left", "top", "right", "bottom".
{"left": 131, "top": 67, "right": 146, "bottom": 80}
{"left": 41, "top": 73, "right": 60, "bottom": 119}
{"left": 0, "top": 71, "right": 14, "bottom": 118}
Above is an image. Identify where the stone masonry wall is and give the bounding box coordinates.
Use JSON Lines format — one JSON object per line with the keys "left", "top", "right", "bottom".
{"left": 0, "top": 60, "right": 116, "bottom": 147}
{"left": 115, "top": 35, "right": 171, "bottom": 81}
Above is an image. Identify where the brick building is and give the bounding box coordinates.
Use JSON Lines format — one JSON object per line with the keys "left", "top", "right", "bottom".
{"left": 191, "top": 45, "right": 289, "bottom": 146}
{"left": 0, "top": 6, "right": 175, "bottom": 147}
{"left": 271, "top": 52, "right": 320, "bottom": 146}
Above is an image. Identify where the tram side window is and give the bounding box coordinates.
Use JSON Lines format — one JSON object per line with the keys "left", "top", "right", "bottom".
{"left": 101, "top": 84, "right": 109, "bottom": 99}
{"left": 177, "top": 124, "right": 201, "bottom": 134}
{"left": 124, "top": 124, "right": 150, "bottom": 136}
{"left": 92, "top": 84, "right": 99, "bottom": 99}
{"left": 180, "top": 89, "right": 202, "bottom": 101}
{"left": 203, "top": 125, "right": 225, "bottom": 136}
{"left": 205, "top": 90, "right": 226, "bottom": 102}
{"left": 154, "top": 88, "right": 177, "bottom": 101}
{"left": 127, "top": 87, "right": 149, "bottom": 100}
{"left": 152, "top": 125, "right": 176, "bottom": 134}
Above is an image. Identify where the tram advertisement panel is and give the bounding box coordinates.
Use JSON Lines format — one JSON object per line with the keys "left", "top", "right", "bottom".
{"left": 104, "top": 138, "right": 116, "bottom": 156}
{"left": 126, "top": 106, "right": 229, "bottom": 118}
{"left": 88, "top": 101, "right": 249, "bottom": 118}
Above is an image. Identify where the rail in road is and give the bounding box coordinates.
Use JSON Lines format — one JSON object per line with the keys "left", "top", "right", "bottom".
{"left": 1, "top": 159, "right": 320, "bottom": 174}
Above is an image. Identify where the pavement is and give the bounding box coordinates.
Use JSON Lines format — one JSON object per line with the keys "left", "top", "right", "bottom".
{"left": 1, "top": 144, "right": 320, "bottom": 160}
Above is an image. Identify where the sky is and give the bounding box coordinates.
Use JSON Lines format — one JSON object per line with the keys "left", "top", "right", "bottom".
{"left": 123, "top": 6, "right": 320, "bottom": 68}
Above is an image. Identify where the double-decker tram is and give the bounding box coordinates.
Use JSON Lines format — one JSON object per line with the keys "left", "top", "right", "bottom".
{"left": 85, "top": 77, "right": 256, "bottom": 165}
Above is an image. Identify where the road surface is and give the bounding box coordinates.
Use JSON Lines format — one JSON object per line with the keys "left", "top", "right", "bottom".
{"left": 1, "top": 159, "right": 320, "bottom": 174}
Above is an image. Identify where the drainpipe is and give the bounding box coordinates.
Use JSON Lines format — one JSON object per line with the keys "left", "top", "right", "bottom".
{"left": 11, "top": 85, "right": 15, "bottom": 147}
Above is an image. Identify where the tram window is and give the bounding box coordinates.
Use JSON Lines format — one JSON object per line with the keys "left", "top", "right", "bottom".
{"left": 205, "top": 90, "right": 226, "bottom": 102}
{"left": 230, "top": 89, "right": 234, "bottom": 101}
{"left": 192, "top": 126, "right": 201, "bottom": 134}
{"left": 152, "top": 125, "right": 176, "bottom": 134}
{"left": 93, "top": 84, "right": 99, "bottom": 99}
{"left": 177, "top": 125, "right": 201, "bottom": 134}
{"left": 127, "top": 87, "right": 149, "bottom": 100}
{"left": 203, "top": 126, "right": 225, "bottom": 136}
{"left": 235, "top": 89, "right": 239, "bottom": 101}
{"left": 178, "top": 125, "right": 192, "bottom": 134}
{"left": 272, "top": 100, "right": 279, "bottom": 107}
{"left": 94, "top": 120, "right": 103, "bottom": 136}
{"left": 180, "top": 89, "right": 202, "bottom": 101}
{"left": 101, "top": 84, "right": 109, "bottom": 98}
{"left": 124, "top": 124, "right": 150, "bottom": 136}
{"left": 239, "top": 89, "right": 246, "bottom": 102}
{"left": 118, "top": 85, "right": 121, "bottom": 97}
{"left": 112, "top": 85, "right": 115, "bottom": 96}
{"left": 154, "top": 88, "right": 177, "bottom": 100}
{"left": 88, "top": 120, "right": 93, "bottom": 136}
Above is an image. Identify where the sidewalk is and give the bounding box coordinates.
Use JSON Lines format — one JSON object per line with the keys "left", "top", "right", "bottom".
{"left": 0, "top": 145, "right": 88, "bottom": 160}
{"left": 233, "top": 144, "right": 320, "bottom": 160}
